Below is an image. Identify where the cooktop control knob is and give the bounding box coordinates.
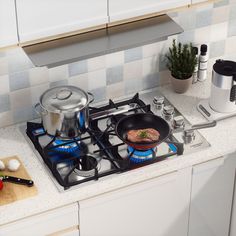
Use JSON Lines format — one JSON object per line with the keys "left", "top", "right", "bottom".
{"left": 184, "top": 130, "right": 195, "bottom": 144}
{"left": 153, "top": 96, "right": 164, "bottom": 116}
{"left": 163, "top": 105, "right": 175, "bottom": 120}
{"left": 173, "top": 116, "right": 185, "bottom": 129}
{"left": 153, "top": 96, "right": 164, "bottom": 106}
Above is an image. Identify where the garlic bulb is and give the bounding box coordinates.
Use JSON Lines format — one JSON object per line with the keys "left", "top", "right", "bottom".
{"left": 0, "top": 160, "right": 5, "bottom": 171}
{"left": 7, "top": 159, "right": 20, "bottom": 172}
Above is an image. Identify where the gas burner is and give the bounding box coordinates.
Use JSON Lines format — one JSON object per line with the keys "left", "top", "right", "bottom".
{"left": 127, "top": 146, "right": 157, "bottom": 163}
{"left": 52, "top": 139, "right": 79, "bottom": 153}
{"left": 74, "top": 155, "right": 100, "bottom": 177}
{"left": 52, "top": 139, "right": 80, "bottom": 153}
{"left": 106, "top": 114, "right": 126, "bottom": 129}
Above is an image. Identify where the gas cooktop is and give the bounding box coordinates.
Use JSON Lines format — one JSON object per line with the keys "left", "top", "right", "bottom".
{"left": 22, "top": 90, "right": 210, "bottom": 192}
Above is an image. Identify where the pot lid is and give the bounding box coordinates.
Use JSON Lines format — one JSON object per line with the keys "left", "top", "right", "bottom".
{"left": 40, "top": 85, "right": 88, "bottom": 112}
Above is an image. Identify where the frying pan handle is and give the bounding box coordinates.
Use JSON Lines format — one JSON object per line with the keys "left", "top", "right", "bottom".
{"left": 185, "top": 120, "right": 216, "bottom": 132}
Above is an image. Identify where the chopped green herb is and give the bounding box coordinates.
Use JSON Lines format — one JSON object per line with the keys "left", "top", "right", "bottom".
{"left": 139, "top": 130, "right": 148, "bottom": 138}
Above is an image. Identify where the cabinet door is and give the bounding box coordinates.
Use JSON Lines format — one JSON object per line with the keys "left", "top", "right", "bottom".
{"left": 79, "top": 168, "right": 192, "bottom": 236}
{"left": 0, "top": 0, "right": 18, "bottom": 48}
{"left": 0, "top": 203, "right": 78, "bottom": 236}
{"left": 188, "top": 156, "right": 236, "bottom": 236}
{"left": 16, "top": 0, "right": 108, "bottom": 43}
{"left": 108, "top": 0, "right": 190, "bottom": 22}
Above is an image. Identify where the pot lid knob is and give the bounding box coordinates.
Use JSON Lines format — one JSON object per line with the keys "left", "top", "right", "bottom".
{"left": 56, "top": 89, "right": 72, "bottom": 100}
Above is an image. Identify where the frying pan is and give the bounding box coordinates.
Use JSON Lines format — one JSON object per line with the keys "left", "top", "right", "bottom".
{"left": 115, "top": 113, "right": 171, "bottom": 150}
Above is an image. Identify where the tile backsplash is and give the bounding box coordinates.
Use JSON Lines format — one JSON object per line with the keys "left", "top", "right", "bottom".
{"left": 0, "top": 0, "right": 236, "bottom": 127}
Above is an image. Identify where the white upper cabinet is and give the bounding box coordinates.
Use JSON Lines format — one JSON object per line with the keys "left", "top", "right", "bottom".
{"left": 108, "top": 0, "right": 190, "bottom": 22}
{"left": 0, "top": 0, "right": 18, "bottom": 48}
{"left": 16, "top": 0, "right": 108, "bottom": 43}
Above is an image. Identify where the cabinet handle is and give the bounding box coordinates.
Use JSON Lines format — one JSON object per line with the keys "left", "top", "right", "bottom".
{"left": 193, "top": 157, "right": 225, "bottom": 174}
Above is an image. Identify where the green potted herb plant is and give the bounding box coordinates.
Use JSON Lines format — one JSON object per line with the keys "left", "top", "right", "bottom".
{"left": 166, "top": 39, "right": 197, "bottom": 93}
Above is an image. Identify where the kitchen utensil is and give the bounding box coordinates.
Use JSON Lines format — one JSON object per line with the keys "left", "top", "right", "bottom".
{"left": 209, "top": 59, "right": 236, "bottom": 113}
{"left": 115, "top": 113, "right": 171, "bottom": 150}
{"left": 0, "top": 156, "right": 37, "bottom": 206}
{"left": 35, "top": 85, "right": 94, "bottom": 139}
{"left": 0, "top": 175, "right": 34, "bottom": 187}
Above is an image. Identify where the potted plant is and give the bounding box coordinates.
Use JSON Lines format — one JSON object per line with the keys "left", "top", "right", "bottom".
{"left": 166, "top": 39, "right": 197, "bottom": 93}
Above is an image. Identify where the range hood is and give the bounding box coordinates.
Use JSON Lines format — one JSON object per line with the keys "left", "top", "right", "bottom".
{"left": 23, "top": 14, "right": 183, "bottom": 68}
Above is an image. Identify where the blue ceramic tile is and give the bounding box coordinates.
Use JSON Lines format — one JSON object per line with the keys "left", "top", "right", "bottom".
{"left": 214, "top": 0, "right": 229, "bottom": 7}
{"left": 229, "top": 4, "right": 236, "bottom": 20}
{"left": 178, "top": 30, "right": 195, "bottom": 44}
{"left": 228, "top": 19, "right": 236, "bottom": 36}
{"left": 159, "top": 54, "right": 167, "bottom": 72}
{"left": 106, "top": 65, "right": 123, "bottom": 85}
{"left": 196, "top": 9, "right": 212, "bottom": 28}
{"left": 124, "top": 47, "right": 143, "bottom": 63}
{"left": 210, "top": 40, "right": 226, "bottom": 58}
{"left": 124, "top": 78, "right": 142, "bottom": 95}
{"left": 50, "top": 79, "right": 68, "bottom": 88}
{"left": 8, "top": 53, "right": 33, "bottom": 74}
{"left": 142, "top": 73, "right": 160, "bottom": 90}
{"left": 68, "top": 60, "right": 88, "bottom": 77}
{"left": 89, "top": 87, "right": 106, "bottom": 103}
{"left": 0, "top": 94, "right": 10, "bottom": 113}
{"left": 178, "top": 10, "right": 196, "bottom": 31}
{"left": 13, "top": 106, "right": 34, "bottom": 123}
{"left": 9, "top": 71, "right": 30, "bottom": 91}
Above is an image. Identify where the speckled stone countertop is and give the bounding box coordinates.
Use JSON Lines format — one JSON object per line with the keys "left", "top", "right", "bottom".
{"left": 1, "top": 78, "right": 236, "bottom": 226}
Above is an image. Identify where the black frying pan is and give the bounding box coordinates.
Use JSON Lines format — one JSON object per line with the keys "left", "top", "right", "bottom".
{"left": 115, "top": 113, "right": 171, "bottom": 150}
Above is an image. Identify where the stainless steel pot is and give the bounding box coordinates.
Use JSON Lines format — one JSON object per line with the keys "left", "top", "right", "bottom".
{"left": 35, "top": 85, "right": 94, "bottom": 139}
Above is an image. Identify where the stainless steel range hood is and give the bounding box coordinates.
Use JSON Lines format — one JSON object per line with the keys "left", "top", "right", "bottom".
{"left": 22, "top": 14, "right": 183, "bottom": 68}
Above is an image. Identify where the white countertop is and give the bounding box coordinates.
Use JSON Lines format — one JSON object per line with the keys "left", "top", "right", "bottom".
{"left": 1, "top": 78, "right": 236, "bottom": 226}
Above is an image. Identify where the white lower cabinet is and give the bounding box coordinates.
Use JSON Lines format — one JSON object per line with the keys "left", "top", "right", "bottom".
{"left": 230, "top": 181, "right": 236, "bottom": 236}
{"left": 188, "top": 156, "right": 236, "bottom": 236}
{"left": 0, "top": 203, "right": 79, "bottom": 236}
{"left": 79, "top": 167, "right": 192, "bottom": 236}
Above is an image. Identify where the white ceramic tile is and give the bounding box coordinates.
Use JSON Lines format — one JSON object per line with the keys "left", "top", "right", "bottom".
{"left": 68, "top": 73, "right": 89, "bottom": 91}
{"left": 142, "top": 56, "right": 159, "bottom": 77}
{"left": 48, "top": 65, "right": 68, "bottom": 82}
{"left": 0, "top": 74, "right": 10, "bottom": 94}
{"left": 88, "top": 69, "right": 106, "bottom": 90}
{"left": 88, "top": 55, "right": 105, "bottom": 72}
{"left": 123, "top": 60, "right": 142, "bottom": 80}
{"left": 212, "top": 5, "right": 230, "bottom": 24}
{"left": 142, "top": 42, "right": 160, "bottom": 58}
{"left": 225, "top": 36, "right": 236, "bottom": 54}
{"left": 105, "top": 51, "right": 124, "bottom": 68}
{"left": 30, "top": 83, "right": 49, "bottom": 105}
{"left": 106, "top": 82, "right": 125, "bottom": 99}
{"left": 0, "top": 57, "right": 8, "bottom": 76}
{"left": 10, "top": 88, "right": 32, "bottom": 110}
{"left": 210, "top": 22, "right": 228, "bottom": 42}
{"left": 0, "top": 111, "right": 13, "bottom": 127}
{"left": 29, "top": 67, "right": 49, "bottom": 86}
{"left": 194, "top": 26, "right": 212, "bottom": 45}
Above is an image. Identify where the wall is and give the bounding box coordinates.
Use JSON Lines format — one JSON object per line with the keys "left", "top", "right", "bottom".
{"left": 0, "top": 0, "right": 236, "bottom": 128}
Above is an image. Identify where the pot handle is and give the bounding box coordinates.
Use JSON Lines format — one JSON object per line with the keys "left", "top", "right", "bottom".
{"left": 34, "top": 103, "right": 48, "bottom": 116}
{"left": 88, "top": 92, "right": 94, "bottom": 104}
